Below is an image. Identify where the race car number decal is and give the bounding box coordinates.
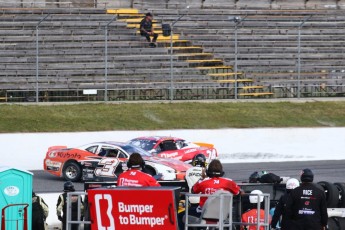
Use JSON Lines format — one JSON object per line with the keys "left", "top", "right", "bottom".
{"left": 94, "top": 158, "right": 120, "bottom": 177}
{"left": 206, "top": 149, "right": 217, "bottom": 161}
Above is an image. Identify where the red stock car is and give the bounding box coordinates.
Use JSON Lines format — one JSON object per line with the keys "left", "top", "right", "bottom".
{"left": 129, "top": 136, "right": 218, "bottom": 163}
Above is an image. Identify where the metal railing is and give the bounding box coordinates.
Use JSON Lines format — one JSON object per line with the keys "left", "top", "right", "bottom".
{"left": 66, "top": 192, "right": 89, "bottom": 230}
{"left": 184, "top": 192, "right": 271, "bottom": 230}
{"left": 65, "top": 191, "right": 271, "bottom": 230}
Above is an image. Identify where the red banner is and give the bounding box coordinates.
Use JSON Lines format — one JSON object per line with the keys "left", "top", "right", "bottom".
{"left": 88, "top": 188, "right": 178, "bottom": 230}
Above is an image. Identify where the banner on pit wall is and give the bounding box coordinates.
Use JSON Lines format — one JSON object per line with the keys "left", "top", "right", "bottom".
{"left": 88, "top": 187, "right": 179, "bottom": 230}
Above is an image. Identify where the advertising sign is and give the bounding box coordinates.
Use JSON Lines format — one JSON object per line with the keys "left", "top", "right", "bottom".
{"left": 88, "top": 187, "right": 179, "bottom": 230}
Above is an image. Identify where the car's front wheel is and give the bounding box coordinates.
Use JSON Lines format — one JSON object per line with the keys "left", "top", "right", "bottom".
{"left": 63, "top": 161, "right": 82, "bottom": 182}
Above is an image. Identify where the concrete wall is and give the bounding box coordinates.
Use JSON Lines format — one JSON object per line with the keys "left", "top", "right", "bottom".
{"left": 1, "top": 128, "right": 345, "bottom": 170}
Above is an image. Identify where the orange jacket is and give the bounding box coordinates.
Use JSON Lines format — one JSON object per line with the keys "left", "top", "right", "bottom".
{"left": 241, "top": 209, "right": 271, "bottom": 230}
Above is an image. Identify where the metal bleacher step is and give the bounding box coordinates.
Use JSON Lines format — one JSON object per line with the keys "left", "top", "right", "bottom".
{"left": 240, "top": 86, "right": 265, "bottom": 90}
{"left": 157, "top": 35, "right": 180, "bottom": 41}
{"left": 196, "top": 66, "right": 233, "bottom": 70}
{"left": 136, "top": 30, "right": 163, "bottom": 34}
{"left": 217, "top": 79, "right": 253, "bottom": 83}
{"left": 107, "top": 9, "right": 140, "bottom": 14}
{"left": 119, "top": 18, "right": 158, "bottom": 23}
{"left": 238, "top": 92, "right": 274, "bottom": 97}
{"left": 173, "top": 46, "right": 202, "bottom": 50}
{"left": 186, "top": 59, "right": 223, "bottom": 63}
{"left": 208, "top": 72, "right": 243, "bottom": 77}
{"left": 127, "top": 24, "right": 161, "bottom": 29}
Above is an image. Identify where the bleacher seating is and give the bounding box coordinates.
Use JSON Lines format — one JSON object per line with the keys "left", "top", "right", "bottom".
{"left": 1, "top": 0, "right": 345, "bottom": 101}
{"left": 0, "top": 6, "right": 273, "bottom": 101}
{"left": 145, "top": 6, "right": 345, "bottom": 98}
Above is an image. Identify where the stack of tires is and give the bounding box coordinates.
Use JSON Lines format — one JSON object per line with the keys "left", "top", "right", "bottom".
{"left": 317, "top": 181, "right": 345, "bottom": 230}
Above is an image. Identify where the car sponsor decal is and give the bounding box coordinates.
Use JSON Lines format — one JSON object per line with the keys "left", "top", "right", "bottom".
{"left": 88, "top": 188, "right": 178, "bottom": 230}
{"left": 56, "top": 152, "right": 82, "bottom": 159}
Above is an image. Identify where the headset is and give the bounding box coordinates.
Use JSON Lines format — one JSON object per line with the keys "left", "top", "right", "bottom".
{"left": 127, "top": 158, "right": 145, "bottom": 169}
{"left": 206, "top": 168, "right": 224, "bottom": 178}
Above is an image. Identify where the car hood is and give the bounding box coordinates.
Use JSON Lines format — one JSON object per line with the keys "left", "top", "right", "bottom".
{"left": 144, "top": 156, "right": 191, "bottom": 172}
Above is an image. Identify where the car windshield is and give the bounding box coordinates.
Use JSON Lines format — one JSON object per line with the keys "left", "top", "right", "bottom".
{"left": 129, "top": 139, "right": 157, "bottom": 151}
{"left": 121, "top": 144, "right": 153, "bottom": 157}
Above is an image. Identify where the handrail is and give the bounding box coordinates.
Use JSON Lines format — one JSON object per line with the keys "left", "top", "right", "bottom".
{"left": 184, "top": 192, "right": 271, "bottom": 230}
{"left": 1, "top": 203, "right": 29, "bottom": 230}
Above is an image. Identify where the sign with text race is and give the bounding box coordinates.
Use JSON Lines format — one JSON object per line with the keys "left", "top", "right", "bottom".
{"left": 88, "top": 188, "right": 178, "bottom": 230}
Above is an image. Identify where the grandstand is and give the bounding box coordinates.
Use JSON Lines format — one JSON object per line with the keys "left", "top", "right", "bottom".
{"left": 0, "top": 0, "right": 344, "bottom": 101}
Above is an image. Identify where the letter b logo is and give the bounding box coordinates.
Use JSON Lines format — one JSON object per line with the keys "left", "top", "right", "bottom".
{"left": 95, "top": 194, "right": 115, "bottom": 230}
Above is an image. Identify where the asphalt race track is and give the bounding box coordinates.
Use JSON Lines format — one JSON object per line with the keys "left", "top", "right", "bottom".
{"left": 32, "top": 160, "right": 345, "bottom": 193}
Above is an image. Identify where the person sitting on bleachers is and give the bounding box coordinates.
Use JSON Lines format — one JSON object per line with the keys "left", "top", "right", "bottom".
{"left": 140, "top": 12, "right": 158, "bottom": 48}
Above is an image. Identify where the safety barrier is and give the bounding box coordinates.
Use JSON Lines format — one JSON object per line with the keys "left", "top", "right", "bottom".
{"left": 184, "top": 192, "right": 271, "bottom": 230}
{"left": 65, "top": 190, "right": 270, "bottom": 230}
{"left": 65, "top": 192, "right": 89, "bottom": 230}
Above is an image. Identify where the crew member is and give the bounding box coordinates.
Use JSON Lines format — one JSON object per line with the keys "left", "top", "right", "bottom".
{"left": 193, "top": 159, "right": 241, "bottom": 209}
{"left": 271, "top": 178, "right": 300, "bottom": 230}
{"left": 117, "top": 152, "right": 160, "bottom": 187}
{"left": 186, "top": 153, "right": 207, "bottom": 192}
{"left": 32, "top": 192, "right": 49, "bottom": 230}
{"left": 179, "top": 154, "right": 207, "bottom": 228}
{"left": 56, "top": 181, "right": 84, "bottom": 230}
{"left": 285, "top": 169, "right": 328, "bottom": 230}
{"left": 140, "top": 12, "right": 159, "bottom": 47}
{"left": 241, "top": 190, "right": 271, "bottom": 230}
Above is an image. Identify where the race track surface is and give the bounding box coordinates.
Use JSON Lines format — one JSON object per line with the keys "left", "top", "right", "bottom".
{"left": 33, "top": 160, "right": 345, "bottom": 193}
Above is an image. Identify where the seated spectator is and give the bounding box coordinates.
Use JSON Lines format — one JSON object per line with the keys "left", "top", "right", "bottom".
{"left": 140, "top": 13, "right": 158, "bottom": 48}
{"left": 241, "top": 190, "right": 271, "bottom": 230}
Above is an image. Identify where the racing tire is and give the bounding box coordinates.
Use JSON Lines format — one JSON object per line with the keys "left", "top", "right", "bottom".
{"left": 63, "top": 161, "right": 82, "bottom": 182}
{"left": 328, "top": 217, "right": 340, "bottom": 230}
{"left": 337, "top": 217, "right": 345, "bottom": 230}
{"left": 334, "top": 183, "right": 345, "bottom": 208}
{"left": 318, "top": 181, "right": 340, "bottom": 208}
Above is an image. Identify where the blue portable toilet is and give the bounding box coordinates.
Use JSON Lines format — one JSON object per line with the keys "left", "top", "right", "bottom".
{"left": 0, "top": 166, "right": 33, "bottom": 230}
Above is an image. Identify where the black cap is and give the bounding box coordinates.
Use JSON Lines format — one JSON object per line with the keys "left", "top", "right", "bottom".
{"left": 64, "top": 181, "right": 75, "bottom": 192}
{"left": 146, "top": 12, "right": 153, "bottom": 17}
{"left": 301, "top": 168, "right": 314, "bottom": 183}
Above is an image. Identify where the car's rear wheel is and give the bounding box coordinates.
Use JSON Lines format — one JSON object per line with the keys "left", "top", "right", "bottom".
{"left": 63, "top": 161, "right": 82, "bottom": 182}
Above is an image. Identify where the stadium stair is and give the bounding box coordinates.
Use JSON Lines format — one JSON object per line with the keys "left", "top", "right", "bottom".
{"left": 107, "top": 8, "right": 274, "bottom": 98}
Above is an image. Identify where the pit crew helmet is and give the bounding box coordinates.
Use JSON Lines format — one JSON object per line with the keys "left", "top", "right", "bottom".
{"left": 64, "top": 181, "right": 75, "bottom": 192}
{"left": 249, "top": 171, "right": 260, "bottom": 183}
{"left": 286, "top": 178, "right": 300, "bottom": 190}
{"left": 127, "top": 152, "right": 145, "bottom": 169}
{"left": 301, "top": 168, "right": 314, "bottom": 183}
{"left": 206, "top": 159, "right": 224, "bottom": 177}
{"left": 192, "top": 154, "right": 207, "bottom": 167}
{"left": 249, "top": 190, "right": 264, "bottom": 204}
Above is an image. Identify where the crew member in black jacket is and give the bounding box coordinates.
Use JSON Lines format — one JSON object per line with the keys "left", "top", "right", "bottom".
{"left": 271, "top": 178, "right": 300, "bottom": 230}
{"left": 285, "top": 169, "right": 328, "bottom": 230}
